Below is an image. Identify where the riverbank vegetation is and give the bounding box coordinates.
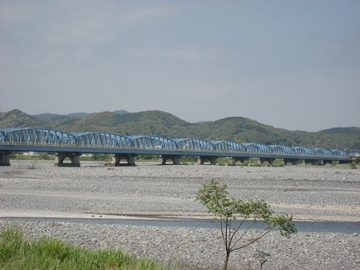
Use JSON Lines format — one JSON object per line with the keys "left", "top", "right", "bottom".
{"left": 0, "top": 225, "right": 173, "bottom": 270}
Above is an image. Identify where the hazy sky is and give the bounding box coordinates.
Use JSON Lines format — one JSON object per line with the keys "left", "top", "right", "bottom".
{"left": 1, "top": 1, "right": 359, "bottom": 132}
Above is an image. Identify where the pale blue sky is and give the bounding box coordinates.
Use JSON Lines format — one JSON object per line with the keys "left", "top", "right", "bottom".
{"left": 1, "top": 1, "right": 359, "bottom": 131}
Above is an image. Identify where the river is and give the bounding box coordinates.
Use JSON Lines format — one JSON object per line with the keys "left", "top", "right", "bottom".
{"left": 1, "top": 217, "right": 359, "bottom": 234}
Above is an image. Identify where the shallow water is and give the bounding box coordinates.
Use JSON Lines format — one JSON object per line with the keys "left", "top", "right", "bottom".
{"left": 1, "top": 217, "right": 359, "bottom": 234}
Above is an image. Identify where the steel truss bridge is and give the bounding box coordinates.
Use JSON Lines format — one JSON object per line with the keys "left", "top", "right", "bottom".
{"left": 0, "top": 128, "right": 351, "bottom": 167}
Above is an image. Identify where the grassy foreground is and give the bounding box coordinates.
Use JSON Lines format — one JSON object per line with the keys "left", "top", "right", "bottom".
{"left": 0, "top": 225, "right": 170, "bottom": 270}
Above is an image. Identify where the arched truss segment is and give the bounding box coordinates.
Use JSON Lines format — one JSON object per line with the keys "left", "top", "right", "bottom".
{"left": 128, "top": 136, "right": 178, "bottom": 149}
{"left": 211, "top": 141, "right": 246, "bottom": 153}
{"left": 312, "top": 148, "right": 333, "bottom": 157}
{"left": 0, "top": 131, "right": 6, "bottom": 142}
{"left": 0, "top": 128, "right": 76, "bottom": 145}
{"left": 241, "top": 143, "right": 272, "bottom": 154}
{"left": 268, "top": 145, "right": 296, "bottom": 155}
{"left": 330, "top": 149, "right": 348, "bottom": 158}
{"left": 292, "top": 146, "right": 316, "bottom": 156}
{"left": 173, "top": 138, "right": 215, "bottom": 151}
{"left": 73, "top": 132, "right": 132, "bottom": 147}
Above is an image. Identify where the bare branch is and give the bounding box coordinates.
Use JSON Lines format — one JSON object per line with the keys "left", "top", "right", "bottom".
{"left": 231, "top": 226, "right": 275, "bottom": 252}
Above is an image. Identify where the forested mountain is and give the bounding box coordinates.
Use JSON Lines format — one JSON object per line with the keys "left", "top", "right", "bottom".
{"left": 0, "top": 110, "right": 44, "bottom": 127}
{"left": 0, "top": 109, "right": 359, "bottom": 152}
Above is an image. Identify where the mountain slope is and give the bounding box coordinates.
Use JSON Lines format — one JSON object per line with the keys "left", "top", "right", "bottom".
{"left": 0, "top": 109, "right": 359, "bottom": 152}
{"left": 0, "top": 109, "right": 45, "bottom": 128}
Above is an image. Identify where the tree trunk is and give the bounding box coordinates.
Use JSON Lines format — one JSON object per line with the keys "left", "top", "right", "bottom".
{"left": 224, "top": 250, "right": 230, "bottom": 270}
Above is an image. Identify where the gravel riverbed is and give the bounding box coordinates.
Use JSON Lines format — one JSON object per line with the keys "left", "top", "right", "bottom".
{"left": 0, "top": 160, "right": 359, "bottom": 269}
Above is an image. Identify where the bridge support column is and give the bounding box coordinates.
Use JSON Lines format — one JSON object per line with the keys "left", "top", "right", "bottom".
{"left": 0, "top": 151, "right": 11, "bottom": 166}
{"left": 284, "top": 159, "right": 298, "bottom": 165}
{"left": 111, "top": 154, "right": 136, "bottom": 166}
{"left": 197, "top": 156, "right": 217, "bottom": 165}
{"left": 260, "top": 158, "right": 275, "bottom": 165}
{"left": 54, "top": 152, "right": 81, "bottom": 167}
{"left": 158, "top": 155, "right": 180, "bottom": 165}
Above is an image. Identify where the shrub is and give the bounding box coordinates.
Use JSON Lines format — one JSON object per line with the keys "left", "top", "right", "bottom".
{"left": 181, "top": 156, "right": 197, "bottom": 163}
{"left": 91, "top": 154, "right": 111, "bottom": 161}
{"left": 254, "top": 249, "right": 271, "bottom": 270}
{"left": 9, "top": 153, "right": 18, "bottom": 159}
{"left": 137, "top": 155, "right": 157, "bottom": 160}
{"left": 228, "top": 159, "right": 236, "bottom": 166}
{"left": 242, "top": 160, "right": 249, "bottom": 166}
{"left": 248, "top": 158, "right": 261, "bottom": 167}
{"left": 196, "top": 180, "right": 297, "bottom": 270}
{"left": 355, "top": 156, "right": 360, "bottom": 164}
{"left": 349, "top": 161, "right": 357, "bottom": 169}
{"left": 38, "top": 153, "right": 50, "bottom": 160}
{"left": 262, "top": 161, "right": 270, "bottom": 167}
{"left": 217, "top": 157, "right": 236, "bottom": 166}
{"left": 272, "top": 159, "right": 285, "bottom": 167}
{"left": 251, "top": 163, "right": 262, "bottom": 167}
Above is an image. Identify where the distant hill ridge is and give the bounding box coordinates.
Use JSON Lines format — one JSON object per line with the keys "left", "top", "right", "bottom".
{"left": 34, "top": 110, "right": 129, "bottom": 120}
{"left": 319, "top": 127, "right": 360, "bottom": 135}
{"left": 0, "top": 109, "right": 359, "bottom": 152}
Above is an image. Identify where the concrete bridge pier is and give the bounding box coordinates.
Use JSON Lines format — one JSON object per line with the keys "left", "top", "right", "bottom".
{"left": 158, "top": 155, "right": 180, "bottom": 165}
{"left": 111, "top": 154, "right": 136, "bottom": 166}
{"left": 260, "top": 158, "right": 275, "bottom": 165}
{"left": 0, "top": 151, "right": 11, "bottom": 166}
{"left": 54, "top": 152, "right": 81, "bottom": 167}
{"left": 197, "top": 156, "right": 217, "bottom": 165}
{"left": 284, "top": 159, "right": 298, "bottom": 165}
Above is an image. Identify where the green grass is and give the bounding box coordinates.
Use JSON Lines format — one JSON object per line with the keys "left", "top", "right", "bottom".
{"left": 0, "top": 225, "right": 172, "bottom": 270}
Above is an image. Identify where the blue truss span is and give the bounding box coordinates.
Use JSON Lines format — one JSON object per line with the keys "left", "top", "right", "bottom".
{"left": 0, "top": 128, "right": 77, "bottom": 145}
{"left": 268, "top": 145, "right": 295, "bottom": 155}
{"left": 73, "top": 132, "right": 132, "bottom": 148}
{"left": 173, "top": 138, "right": 215, "bottom": 151}
{"left": 128, "top": 136, "right": 178, "bottom": 149}
{"left": 0, "top": 127, "right": 350, "bottom": 158}
{"left": 211, "top": 141, "right": 247, "bottom": 152}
